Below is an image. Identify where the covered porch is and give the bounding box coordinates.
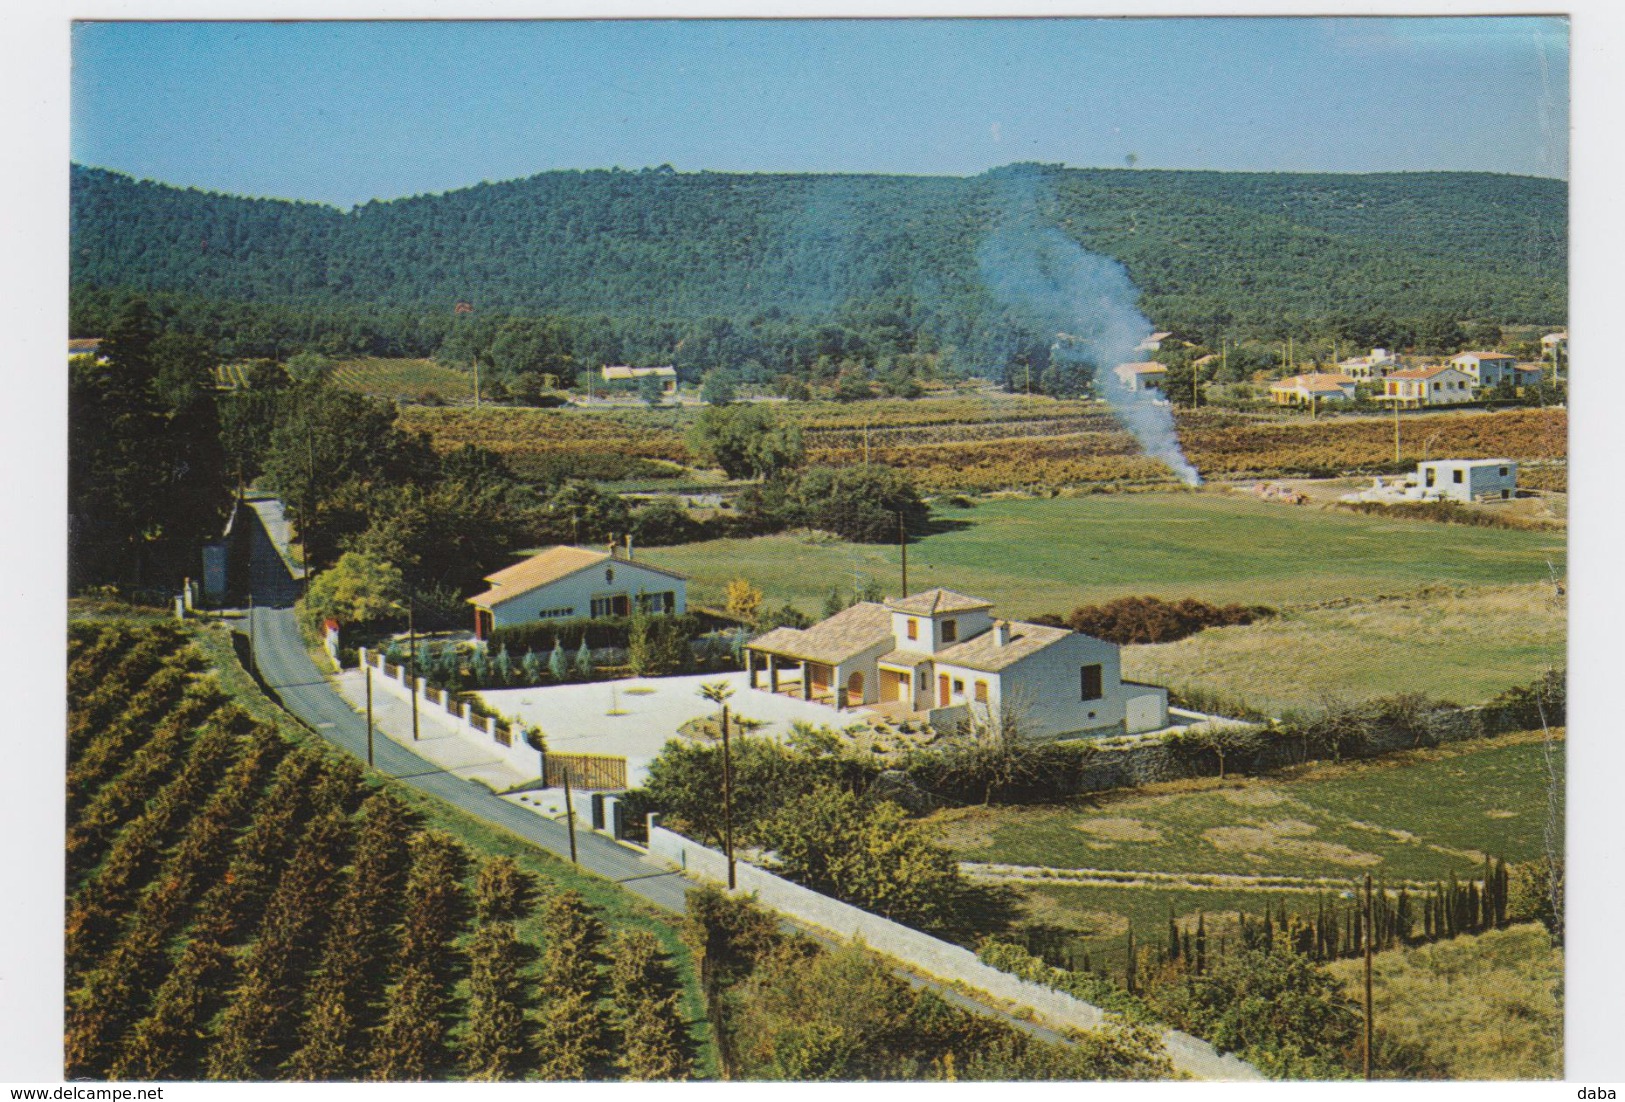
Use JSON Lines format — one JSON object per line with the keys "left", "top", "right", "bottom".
{"left": 745, "top": 648, "right": 862, "bottom": 710}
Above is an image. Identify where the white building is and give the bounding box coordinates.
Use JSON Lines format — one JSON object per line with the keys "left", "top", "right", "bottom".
{"left": 1336, "top": 348, "right": 1399, "bottom": 380}
{"left": 467, "top": 544, "right": 687, "bottom": 639}
{"left": 1341, "top": 459, "right": 1519, "bottom": 505}
{"left": 745, "top": 588, "right": 1168, "bottom": 739}
{"left": 1417, "top": 459, "right": 1519, "bottom": 503}
{"left": 601, "top": 365, "right": 678, "bottom": 393}
{"left": 1379, "top": 365, "right": 1477, "bottom": 407}
{"left": 1269, "top": 373, "right": 1357, "bottom": 406}
{"left": 1113, "top": 361, "right": 1167, "bottom": 394}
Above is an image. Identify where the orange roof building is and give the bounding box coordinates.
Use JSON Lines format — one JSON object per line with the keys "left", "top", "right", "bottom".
{"left": 467, "top": 544, "right": 687, "bottom": 639}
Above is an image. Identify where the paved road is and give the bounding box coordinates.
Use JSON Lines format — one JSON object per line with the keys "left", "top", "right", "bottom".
{"left": 239, "top": 502, "right": 1257, "bottom": 1080}
{"left": 242, "top": 503, "right": 693, "bottom": 914}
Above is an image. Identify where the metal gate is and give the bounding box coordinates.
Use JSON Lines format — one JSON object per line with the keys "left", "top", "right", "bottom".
{"left": 545, "top": 752, "right": 628, "bottom": 791}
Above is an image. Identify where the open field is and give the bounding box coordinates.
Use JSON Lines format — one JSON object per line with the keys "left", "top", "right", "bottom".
{"left": 946, "top": 734, "right": 1562, "bottom": 975}
{"left": 331, "top": 357, "right": 477, "bottom": 402}
{"left": 1325, "top": 924, "right": 1562, "bottom": 1079}
{"left": 650, "top": 492, "right": 1567, "bottom": 619}
{"left": 936, "top": 733, "right": 1564, "bottom": 879}
{"left": 1123, "top": 583, "right": 1565, "bottom": 714}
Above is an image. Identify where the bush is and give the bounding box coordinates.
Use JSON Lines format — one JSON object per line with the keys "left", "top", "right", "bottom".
{"left": 1040, "top": 595, "right": 1271, "bottom": 645}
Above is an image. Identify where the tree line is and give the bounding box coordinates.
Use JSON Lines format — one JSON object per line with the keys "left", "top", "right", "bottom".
{"left": 72, "top": 162, "right": 1566, "bottom": 398}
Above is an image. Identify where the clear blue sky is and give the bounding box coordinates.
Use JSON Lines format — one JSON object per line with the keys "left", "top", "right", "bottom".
{"left": 71, "top": 17, "right": 1568, "bottom": 209}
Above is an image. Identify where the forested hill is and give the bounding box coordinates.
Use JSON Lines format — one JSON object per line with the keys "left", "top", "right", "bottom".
{"left": 71, "top": 162, "right": 1566, "bottom": 340}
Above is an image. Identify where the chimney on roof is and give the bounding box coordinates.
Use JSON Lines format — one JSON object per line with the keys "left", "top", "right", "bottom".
{"left": 994, "top": 620, "right": 1011, "bottom": 646}
{"left": 625, "top": 534, "right": 634, "bottom": 561}
{"left": 607, "top": 537, "right": 618, "bottom": 559}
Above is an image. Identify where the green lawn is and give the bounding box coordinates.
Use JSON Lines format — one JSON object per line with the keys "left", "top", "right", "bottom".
{"left": 934, "top": 734, "right": 1563, "bottom": 881}
{"left": 1122, "top": 583, "right": 1565, "bottom": 713}
{"left": 648, "top": 493, "right": 1567, "bottom": 620}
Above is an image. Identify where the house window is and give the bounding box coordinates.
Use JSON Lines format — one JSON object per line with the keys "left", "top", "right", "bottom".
{"left": 635, "top": 591, "right": 676, "bottom": 614}
{"left": 907, "top": 618, "right": 918, "bottom": 641}
{"left": 605, "top": 568, "right": 615, "bottom": 583}
{"left": 974, "top": 680, "right": 989, "bottom": 703}
{"left": 918, "top": 670, "right": 930, "bottom": 691}
{"left": 591, "top": 594, "right": 630, "bottom": 618}
{"left": 952, "top": 678, "right": 965, "bottom": 696}
{"left": 1453, "top": 470, "right": 1464, "bottom": 484}
{"left": 536, "top": 607, "right": 575, "bottom": 620}
{"left": 941, "top": 619, "right": 958, "bottom": 643}
{"left": 1499, "top": 466, "right": 1509, "bottom": 477}
{"left": 1080, "top": 664, "right": 1103, "bottom": 701}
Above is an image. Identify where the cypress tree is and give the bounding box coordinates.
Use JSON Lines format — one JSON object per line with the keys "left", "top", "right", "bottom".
{"left": 535, "top": 891, "right": 611, "bottom": 1080}
{"left": 609, "top": 930, "right": 693, "bottom": 1081}
{"left": 1194, "top": 912, "right": 1207, "bottom": 976}
{"left": 1167, "top": 908, "right": 1180, "bottom": 963}
{"left": 549, "top": 640, "right": 568, "bottom": 682}
{"left": 573, "top": 638, "right": 594, "bottom": 679}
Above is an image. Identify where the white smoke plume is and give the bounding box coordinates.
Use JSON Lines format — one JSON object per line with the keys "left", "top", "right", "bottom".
{"left": 976, "top": 188, "right": 1202, "bottom": 486}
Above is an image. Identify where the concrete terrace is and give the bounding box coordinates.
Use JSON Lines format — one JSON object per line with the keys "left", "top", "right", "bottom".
{"left": 479, "top": 671, "right": 857, "bottom": 788}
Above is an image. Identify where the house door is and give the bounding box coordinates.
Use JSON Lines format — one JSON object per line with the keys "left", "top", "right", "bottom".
{"left": 846, "top": 671, "right": 864, "bottom": 708}
{"left": 938, "top": 673, "right": 950, "bottom": 708}
{"left": 474, "top": 608, "right": 493, "bottom": 640}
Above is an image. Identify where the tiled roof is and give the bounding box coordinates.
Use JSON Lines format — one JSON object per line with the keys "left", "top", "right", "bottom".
{"left": 68, "top": 338, "right": 102, "bottom": 352}
{"left": 746, "top": 602, "right": 893, "bottom": 665}
{"left": 468, "top": 546, "right": 686, "bottom": 608}
{"left": 883, "top": 588, "right": 993, "bottom": 615}
{"left": 1453, "top": 351, "right": 1515, "bottom": 361}
{"left": 877, "top": 650, "right": 933, "bottom": 668}
{"left": 1115, "top": 361, "right": 1167, "bottom": 374}
{"left": 1386, "top": 365, "right": 1457, "bottom": 380}
{"left": 935, "top": 620, "right": 1074, "bottom": 673}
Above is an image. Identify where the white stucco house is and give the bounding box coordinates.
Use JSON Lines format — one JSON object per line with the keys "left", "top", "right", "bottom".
{"left": 1269, "top": 373, "right": 1357, "bottom": 406}
{"left": 744, "top": 588, "right": 1168, "bottom": 739}
{"left": 1379, "top": 365, "right": 1477, "bottom": 407}
{"left": 467, "top": 544, "right": 687, "bottom": 639}
{"left": 1336, "top": 348, "right": 1400, "bottom": 380}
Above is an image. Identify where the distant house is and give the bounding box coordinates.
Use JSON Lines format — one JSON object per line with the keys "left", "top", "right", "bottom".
{"left": 601, "top": 365, "right": 678, "bottom": 393}
{"left": 1269, "top": 373, "right": 1357, "bottom": 406}
{"left": 1417, "top": 459, "right": 1518, "bottom": 503}
{"left": 1341, "top": 459, "right": 1519, "bottom": 505}
{"left": 467, "top": 544, "right": 687, "bottom": 639}
{"left": 1135, "top": 331, "right": 1174, "bottom": 353}
{"left": 1540, "top": 331, "right": 1567, "bottom": 352}
{"left": 1379, "top": 365, "right": 1476, "bottom": 407}
{"left": 69, "top": 337, "right": 105, "bottom": 362}
{"left": 1336, "top": 348, "right": 1399, "bottom": 380}
{"left": 1113, "top": 361, "right": 1167, "bottom": 394}
{"left": 1449, "top": 352, "right": 1540, "bottom": 389}
{"left": 745, "top": 587, "right": 1169, "bottom": 739}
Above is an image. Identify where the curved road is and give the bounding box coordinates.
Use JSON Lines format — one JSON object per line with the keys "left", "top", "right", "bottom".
{"left": 243, "top": 505, "right": 693, "bottom": 912}
{"left": 239, "top": 501, "right": 1257, "bottom": 1079}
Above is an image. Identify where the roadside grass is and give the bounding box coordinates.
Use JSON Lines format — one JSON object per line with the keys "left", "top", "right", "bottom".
{"left": 1325, "top": 924, "right": 1562, "bottom": 1080}
{"left": 331, "top": 356, "right": 476, "bottom": 402}
{"left": 177, "top": 614, "right": 719, "bottom": 1076}
{"left": 650, "top": 493, "right": 1567, "bottom": 620}
{"left": 932, "top": 733, "right": 1563, "bottom": 881}
{"left": 1123, "top": 583, "right": 1565, "bottom": 714}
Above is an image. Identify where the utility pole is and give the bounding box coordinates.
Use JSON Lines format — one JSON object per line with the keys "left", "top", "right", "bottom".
{"left": 1363, "top": 873, "right": 1375, "bottom": 1081}
{"left": 1393, "top": 397, "right": 1401, "bottom": 464}
{"left": 720, "top": 699, "right": 736, "bottom": 890}
{"left": 365, "top": 661, "right": 375, "bottom": 768}
{"left": 408, "top": 595, "right": 419, "bottom": 742}
{"left": 247, "top": 594, "right": 256, "bottom": 674}
{"left": 563, "top": 767, "right": 578, "bottom": 865}
{"left": 897, "top": 511, "right": 909, "bottom": 598}
{"left": 473, "top": 356, "right": 481, "bottom": 408}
